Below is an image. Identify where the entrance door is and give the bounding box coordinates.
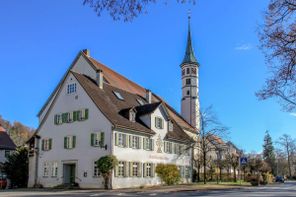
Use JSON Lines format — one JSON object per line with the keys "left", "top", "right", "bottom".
{"left": 63, "top": 164, "right": 76, "bottom": 185}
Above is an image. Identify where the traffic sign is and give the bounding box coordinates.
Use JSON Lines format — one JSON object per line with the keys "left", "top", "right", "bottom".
{"left": 240, "top": 157, "right": 248, "bottom": 165}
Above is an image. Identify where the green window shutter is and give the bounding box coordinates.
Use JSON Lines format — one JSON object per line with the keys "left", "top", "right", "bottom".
{"left": 143, "top": 163, "right": 147, "bottom": 177}
{"left": 41, "top": 140, "right": 44, "bottom": 151}
{"left": 85, "top": 109, "right": 89, "bottom": 120}
{"left": 138, "top": 137, "right": 142, "bottom": 149}
{"left": 124, "top": 161, "right": 129, "bottom": 177}
{"left": 129, "top": 162, "right": 133, "bottom": 177}
{"left": 64, "top": 137, "right": 67, "bottom": 149}
{"left": 100, "top": 132, "right": 105, "bottom": 147}
{"left": 125, "top": 134, "right": 129, "bottom": 148}
{"left": 115, "top": 133, "right": 118, "bottom": 146}
{"left": 114, "top": 165, "right": 119, "bottom": 177}
{"left": 151, "top": 139, "right": 154, "bottom": 151}
{"left": 151, "top": 164, "right": 155, "bottom": 177}
{"left": 143, "top": 138, "right": 146, "bottom": 150}
{"left": 49, "top": 139, "right": 52, "bottom": 150}
{"left": 73, "top": 111, "right": 77, "bottom": 121}
{"left": 54, "top": 115, "right": 57, "bottom": 125}
{"left": 91, "top": 133, "right": 94, "bottom": 146}
{"left": 73, "top": 136, "right": 76, "bottom": 148}
{"left": 137, "top": 162, "right": 142, "bottom": 177}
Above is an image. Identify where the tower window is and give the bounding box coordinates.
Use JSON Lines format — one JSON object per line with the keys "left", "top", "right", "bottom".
{"left": 186, "top": 79, "right": 191, "bottom": 85}
{"left": 186, "top": 68, "right": 190, "bottom": 74}
{"left": 182, "top": 69, "right": 185, "bottom": 76}
{"left": 187, "top": 90, "right": 190, "bottom": 95}
{"left": 192, "top": 67, "right": 196, "bottom": 74}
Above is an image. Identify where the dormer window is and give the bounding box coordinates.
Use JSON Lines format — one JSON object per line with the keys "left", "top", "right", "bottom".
{"left": 129, "top": 110, "right": 136, "bottom": 122}
{"left": 113, "top": 91, "right": 124, "bottom": 100}
{"left": 155, "top": 117, "right": 163, "bottom": 129}
{"left": 67, "top": 83, "right": 77, "bottom": 94}
{"left": 168, "top": 120, "right": 173, "bottom": 131}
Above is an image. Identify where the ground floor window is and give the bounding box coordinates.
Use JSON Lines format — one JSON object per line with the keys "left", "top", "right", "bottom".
{"left": 51, "top": 162, "right": 58, "bottom": 177}
{"left": 144, "top": 163, "right": 154, "bottom": 177}
{"left": 132, "top": 162, "right": 139, "bottom": 177}
{"left": 118, "top": 161, "right": 125, "bottom": 177}
{"left": 43, "top": 162, "right": 50, "bottom": 177}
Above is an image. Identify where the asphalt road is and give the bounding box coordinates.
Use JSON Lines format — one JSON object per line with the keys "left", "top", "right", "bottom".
{"left": 1, "top": 181, "right": 295, "bottom": 197}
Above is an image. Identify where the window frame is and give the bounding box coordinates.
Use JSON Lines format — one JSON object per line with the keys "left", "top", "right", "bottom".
{"left": 155, "top": 117, "right": 163, "bottom": 129}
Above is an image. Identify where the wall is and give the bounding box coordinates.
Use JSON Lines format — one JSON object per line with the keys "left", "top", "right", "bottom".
{"left": 35, "top": 73, "right": 112, "bottom": 188}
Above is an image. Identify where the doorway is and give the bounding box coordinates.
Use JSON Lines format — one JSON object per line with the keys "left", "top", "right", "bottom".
{"left": 63, "top": 164, "right": 76, "bottom": 185}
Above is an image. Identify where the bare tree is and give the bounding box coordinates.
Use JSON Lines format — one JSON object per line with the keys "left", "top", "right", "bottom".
{"left": 277, "top": 134, "right": 296, "bottom": 177}
{"left": 225, "top": 150, "right": 239, "bottom": 182}
{"left": 195, "top": 107, "right": 229, "bottom": 184}
{"left": 257, "top": 0, "right": 296, "bottom": 111}
{"left": 83, "top": 0, "right": 195, "bottom": 22}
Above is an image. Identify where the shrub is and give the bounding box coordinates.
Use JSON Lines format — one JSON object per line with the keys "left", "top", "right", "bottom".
{"left": 155, "top": 164, "right": 180, "bottom": 185}
{"left": 262, "top": 172, "right": 273, "bottom": 185}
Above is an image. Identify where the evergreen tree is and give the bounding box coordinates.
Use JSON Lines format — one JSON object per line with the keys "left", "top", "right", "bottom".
{"left": 262, "top": 131, "right": 276, "bottom": 175}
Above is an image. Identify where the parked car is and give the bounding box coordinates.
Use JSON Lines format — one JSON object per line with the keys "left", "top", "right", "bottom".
{"left": 0, "top": 178, "right": 7, "bottom": 189}
{"left": 275, "top": 176, "right": 285, "bottom": 183}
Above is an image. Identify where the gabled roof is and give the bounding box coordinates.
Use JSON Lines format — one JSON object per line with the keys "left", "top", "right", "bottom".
{"left": 72, "top": 72, "right": 193, "bottom": 143}
{"left": 84, "top": 53, "right": 196, "bottom": 133}
{"left": 0, "top": 124, "right": 16, "bottom": 150}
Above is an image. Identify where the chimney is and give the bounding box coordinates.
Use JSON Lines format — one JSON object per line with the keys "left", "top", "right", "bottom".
{"left": 146, "top": 89, "right": 152, "bottom": 104}
{"left": 82, "top": 49, "right": 90, "bottom": 57}
{"left": 96, "top": 69, "right": 103, "bottom": 89}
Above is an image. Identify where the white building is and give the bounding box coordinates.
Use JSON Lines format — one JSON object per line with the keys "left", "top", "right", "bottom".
{"left": 27, "top": 18, "right": 201, "bottom": 189}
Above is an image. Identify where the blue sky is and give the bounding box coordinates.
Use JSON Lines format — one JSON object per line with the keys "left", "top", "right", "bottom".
{"left": 0, "top": 0, "right": 295, "bottom": 152}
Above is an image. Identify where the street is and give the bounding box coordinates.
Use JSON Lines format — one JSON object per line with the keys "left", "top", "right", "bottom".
{"left": 1, "top": 181, "right": 295, "bottom": 197}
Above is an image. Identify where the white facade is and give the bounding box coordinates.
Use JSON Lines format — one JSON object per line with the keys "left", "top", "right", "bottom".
{"left": 28, "top": 52, "right": 193, "bottom": 189}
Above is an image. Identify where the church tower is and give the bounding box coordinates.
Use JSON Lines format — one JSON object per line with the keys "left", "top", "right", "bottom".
{"left": 181, "top": 15, "right": 200, "bottom": 131}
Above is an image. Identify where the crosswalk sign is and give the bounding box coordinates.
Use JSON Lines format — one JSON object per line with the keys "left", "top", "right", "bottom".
{"left": 240, "top": 157, "right": 248, "bottom": 165}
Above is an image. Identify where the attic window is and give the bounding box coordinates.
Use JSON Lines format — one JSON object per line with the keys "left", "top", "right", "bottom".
{"left": 137, "top": 98, "right": 144, "bottom": 106}
{"left": 113, "top": 91, "right": 124, "bottom": 100}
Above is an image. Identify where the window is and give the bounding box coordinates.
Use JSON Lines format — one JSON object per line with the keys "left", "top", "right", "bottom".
{"left": 118, "top": 161, "right": 125, "bottom": 177}
{"left": 185, "top": 78, "right": 191, "bottom": 85}
{"left": 4, "top": 150, "right": 10, "bottom": 158}
{"left": 43, "top": 162, "right": 50, "bottom": 177}
{"left": 155, "top": 117, "right": 163, "bottom": 129}
{"left": 54, "top": 114, "right": 62, "bottom": 125}
{"left": 94, "top": 161, "right": 100, "bottom": 177}
{"left": 115, "top": 133, "right": 128, "bottom": 147}
{"left": 144, "top": 163, "right": 154, "bottom": 177}
{"left": 186, "top": 68, "right": 190, "bottom": 74}
{"left": 64, "top": 136, "right": 76, "bottom": 149}
{"left": 131, "top": 162, "right": 139, "bottom": 177}
{"left": 51, "top": 162, "right": 58, "bottom": 177}
{"left": 164, "top": 141, "right": 173, "bottom": 154}
{"left": 42, "top": 138, "right": 52, "bottom": 151}
{"left": 113, "top": 91, "right": 124, "bottom": 100}
{"left": 182, "top": 69, "right": 185, "bottom": 76}
{"left": 192, "top": 67, "right": 196, "bottom": 74}
{"left": 143, "top": 138, "right": 153, "bottom": 151}
{"left": 137, "top": 98, "right": 144, "bottom": 106}
{"left": 91, "top": 132, "right": 105, "bottom": 147}
{"left": 168, "top": 121, "right": 173, "bottom": 131}
{"left": 131, "top": 136, "right": 141, "bottom": 149}
{"left": 187, "top": 90, "right": 190, "bottom": 95}
{"left": 67, "top": 83, "right": 77, "bottom": 94}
